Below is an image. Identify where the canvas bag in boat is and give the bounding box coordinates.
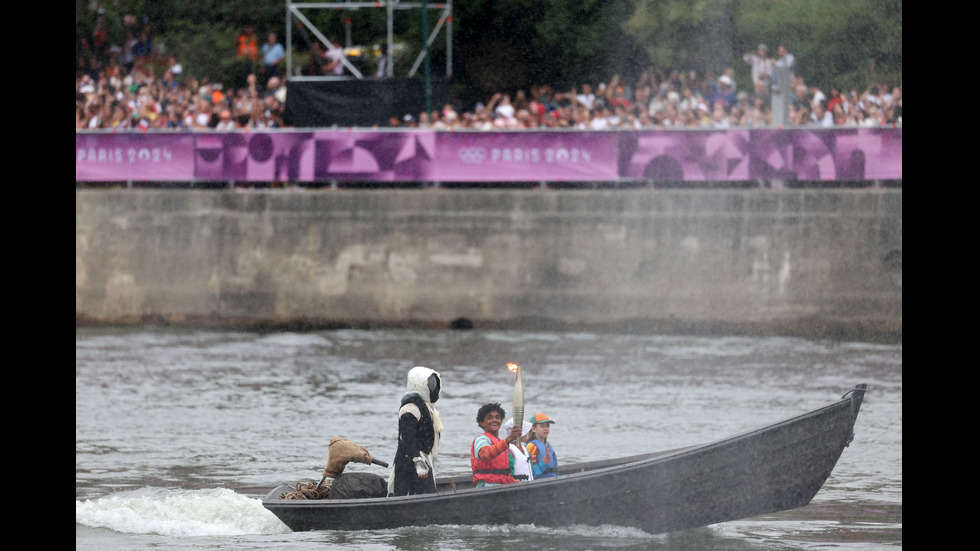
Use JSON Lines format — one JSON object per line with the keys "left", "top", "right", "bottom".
{"left": 329, "top": 472, "right": 388, "bottom": 499}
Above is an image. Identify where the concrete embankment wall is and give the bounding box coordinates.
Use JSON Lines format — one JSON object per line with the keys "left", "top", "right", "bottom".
{"left": 75, "top": 189, "right": 902, "bottom": 342}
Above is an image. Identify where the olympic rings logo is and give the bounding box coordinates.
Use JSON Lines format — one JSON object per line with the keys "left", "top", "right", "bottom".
{"left": 457, "top": 147, "right": 487, "bottom": 164}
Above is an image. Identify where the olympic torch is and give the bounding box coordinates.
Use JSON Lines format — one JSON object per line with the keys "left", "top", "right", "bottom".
{"left": 507, "top": 362, "right": 524, "bottom": 426}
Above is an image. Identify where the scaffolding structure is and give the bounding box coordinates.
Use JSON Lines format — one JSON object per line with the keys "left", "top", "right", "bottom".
{"left": 285, "top": 1, "right": 453, "bottom": 81}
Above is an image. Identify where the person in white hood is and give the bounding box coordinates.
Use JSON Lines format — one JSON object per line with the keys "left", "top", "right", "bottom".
{"left": 502, "top": 417, "right": 534, "bottom": 482}
{"left": 388, "top": 366, "right": 443, "bottom": 496}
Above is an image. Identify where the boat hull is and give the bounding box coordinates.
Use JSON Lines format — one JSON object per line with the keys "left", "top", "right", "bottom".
{"left": 263, "top": 385, "right": 866, "bottom": 533}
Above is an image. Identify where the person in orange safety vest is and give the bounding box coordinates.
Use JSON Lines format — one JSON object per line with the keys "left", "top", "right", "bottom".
{"left": 470, "top": 402, "right": 523, "bottom": 487}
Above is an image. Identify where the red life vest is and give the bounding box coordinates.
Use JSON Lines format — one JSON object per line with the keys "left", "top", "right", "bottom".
{"left": 471, "top": 432, "right": 516, "bottom": 485}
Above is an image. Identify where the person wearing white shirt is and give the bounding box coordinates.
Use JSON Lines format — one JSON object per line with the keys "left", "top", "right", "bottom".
{"left": 743, "top": 44, "right": 773, "bottom": 92}
{"left": 772, "top": 44, "right": 795, "bottom": 86}
{"left": 810, "top": 101, "right": 834, "bottom": 127}
{"left": 502, "top": 418, "right": 534, "bottom": 482}
{"left": 576, "top": 83, "right": 596, "bottom": 111}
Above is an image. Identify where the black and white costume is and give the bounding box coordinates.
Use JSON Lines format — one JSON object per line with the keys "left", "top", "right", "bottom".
{"left": 388, "top": 366, "right": 443, "bottom": 496}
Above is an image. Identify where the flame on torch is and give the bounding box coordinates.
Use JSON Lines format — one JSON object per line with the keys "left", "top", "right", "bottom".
{"left": 508, "top": 362, "right": 524, "bottom": 426}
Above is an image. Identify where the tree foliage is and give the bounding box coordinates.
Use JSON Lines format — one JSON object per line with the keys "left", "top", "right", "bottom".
{"left": 447, "top": 0, "right": 649, "bottom": 105}
{"left": 624, "top": 0, "right": 737, "bottom": 73}
{"left": 624, "top": 0, "right": 901, "bottom": 92}
{"left": 78, "top": 0, "right": 900, "bottom": 103}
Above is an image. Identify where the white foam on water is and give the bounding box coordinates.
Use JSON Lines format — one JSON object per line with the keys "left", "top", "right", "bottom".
{"left": 75, "top": 487, "right": 290, "bottom": 536}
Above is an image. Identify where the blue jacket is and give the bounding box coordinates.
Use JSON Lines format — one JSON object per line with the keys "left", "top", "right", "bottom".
{"left": 527, "top": 438, "right": 558, "bottom": 479}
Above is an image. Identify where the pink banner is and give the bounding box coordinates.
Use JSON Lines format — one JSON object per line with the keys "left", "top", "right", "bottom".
{"left": 75, "top": 128, "right": 901, "bottom": 183}
{"left": 75, "top": 133, "right": 196, "bottom": 181}
{"left": 432, "top": 131, "right": 620, "bottom": 182}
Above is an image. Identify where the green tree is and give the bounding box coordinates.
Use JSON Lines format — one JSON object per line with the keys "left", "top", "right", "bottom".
{"left": 77, "top": 0, "right": 285, "bottom": 85}
{"left": 734, "top": 0, "right": 902, "bottom": 91}
{"left": 451, "top": 0, "right": 647, "bottom": 105}
{"left": 78, "top": 0, "right": 900, "bottom": 105}
{"left": 624, "top": 0, "right": 737, "bottom": 74}
{"left": 532, "top": 0, "right": 647, "bottom": 88}
{"left": 623, "top": 0, "right": 901, "bottom": 92}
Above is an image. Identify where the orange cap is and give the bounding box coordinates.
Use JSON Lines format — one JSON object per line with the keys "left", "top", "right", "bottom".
{"left": 529, "top": 413, "right": 555, "bottom": 425}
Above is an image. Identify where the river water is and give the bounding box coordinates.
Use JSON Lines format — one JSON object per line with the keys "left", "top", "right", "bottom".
{"left": 76, "top": 327, "right": 901, "bottom": 550}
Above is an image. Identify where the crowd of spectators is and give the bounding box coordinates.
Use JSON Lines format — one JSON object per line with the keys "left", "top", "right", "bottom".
{"left": 76, "top": 26, "right": 902, "bottom": 132}
{"left": 76, "top": 22, "right": 289, "bottom": 132}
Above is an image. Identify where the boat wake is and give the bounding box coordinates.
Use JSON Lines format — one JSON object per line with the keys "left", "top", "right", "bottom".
{"left": 430, "top": 523, "right": 662, "bottom": 539}
{"left": 75, "top": 487, "right": 290, "bottom": 536}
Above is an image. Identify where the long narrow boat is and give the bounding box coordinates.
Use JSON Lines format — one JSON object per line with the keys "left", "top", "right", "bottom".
{"left": 263, "top": 384, "right": 867, "bottom": 533}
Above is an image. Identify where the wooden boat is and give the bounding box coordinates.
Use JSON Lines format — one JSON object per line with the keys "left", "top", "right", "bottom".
{"left": 263, "top": 384, "right": 867, "bottom": 534}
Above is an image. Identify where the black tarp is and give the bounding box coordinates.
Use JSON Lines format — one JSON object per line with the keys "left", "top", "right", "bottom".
{"left": 329, "top": 472, "right": 389, "bottom": 499}
{"left": 283, "top": 78, "right": 449, "bottom": 128}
